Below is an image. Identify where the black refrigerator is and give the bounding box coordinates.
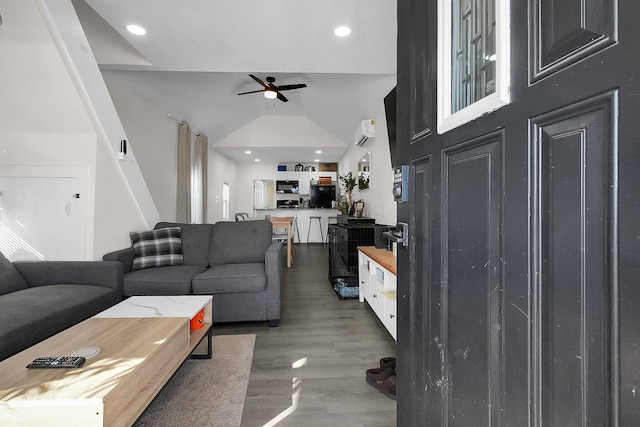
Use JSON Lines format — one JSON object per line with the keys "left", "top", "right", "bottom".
{"left": 309, "top": 184, "right": 335, "bottom": 208}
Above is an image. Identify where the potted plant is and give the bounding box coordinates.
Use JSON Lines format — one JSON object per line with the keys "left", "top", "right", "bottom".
{"left": 358, "top": 172, "right": 370, "bottom": 190}
{"left": 335, "top": 195, "right": 349, "bottom": 215}
{"left": 339, "top": 172, "right": 357, "bottom": 215}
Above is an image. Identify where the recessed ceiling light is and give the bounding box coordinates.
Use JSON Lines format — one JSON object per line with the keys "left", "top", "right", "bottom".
{"left": 245, "top": 150, "right": 252, "bottom": 154}
{"left": 254, "top": 158, "right": 260, "bottom": 162}
{"left": 126, "top": 24, "right": 146, "bottom": 36}
{"left": 314, "top": 159, "right": 320, "bottom": 162}
{"left": 334, "top": 26, "right": 351, "bottom": 37}
{"left": 315, "top": 150, "right": 322, "bottom": 154}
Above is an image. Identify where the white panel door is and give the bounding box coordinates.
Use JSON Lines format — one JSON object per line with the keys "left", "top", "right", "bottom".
{"left": 0, "top": 166, "right": 87, "bottom": 261}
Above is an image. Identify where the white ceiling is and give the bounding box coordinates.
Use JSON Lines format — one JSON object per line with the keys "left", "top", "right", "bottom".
{"left": 73, "top": 0, "right": 397, "bottom": 163}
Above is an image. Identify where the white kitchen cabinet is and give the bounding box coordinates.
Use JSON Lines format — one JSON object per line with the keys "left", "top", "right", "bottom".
{"left": 276, "top": 171, "right": 299, "bottom": 181}
{"left": 358, "top": 247, "right": 397, "bottom": 340}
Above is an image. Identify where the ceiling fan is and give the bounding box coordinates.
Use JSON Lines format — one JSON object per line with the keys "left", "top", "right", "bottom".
{"left": 237, "top": 74, "right": 307, "bottom": 102}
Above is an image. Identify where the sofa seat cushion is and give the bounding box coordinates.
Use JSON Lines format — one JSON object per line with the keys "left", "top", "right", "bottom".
{"left": 0, "top": 284, "right": 118, "bottom": 361}
{"left": 123, "top": 265, "right": 206, "bottom": 296}
{"left": 192, "top": 263, "right": 267, "bottom": 294}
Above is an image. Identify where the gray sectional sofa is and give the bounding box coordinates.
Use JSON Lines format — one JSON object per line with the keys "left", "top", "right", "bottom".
{"left": 0, "top": 252, "right": 122, "bottom": 362}
{"left": 103, "top": 220, "right": 283, "bottom": 326}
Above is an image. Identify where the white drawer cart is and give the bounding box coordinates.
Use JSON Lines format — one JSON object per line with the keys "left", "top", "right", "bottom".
{"left": 358, "top": 246, "right": 397, "bottom": 340}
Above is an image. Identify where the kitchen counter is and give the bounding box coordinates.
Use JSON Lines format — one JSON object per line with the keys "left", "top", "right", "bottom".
{"left": 254, "top": 208, "right": 340, "bottom": 243}
{"left": 271, "top": 207, "right": 338, "bottom": 210}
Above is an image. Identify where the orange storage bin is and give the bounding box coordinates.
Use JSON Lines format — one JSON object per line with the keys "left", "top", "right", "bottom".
{"left": 190, "top": 308, "right": 205, "bottom": 330}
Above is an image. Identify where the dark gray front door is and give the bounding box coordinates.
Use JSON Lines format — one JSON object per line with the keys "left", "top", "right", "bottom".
{"left": 396, "top": 0, "right": 640, "bottom": 425}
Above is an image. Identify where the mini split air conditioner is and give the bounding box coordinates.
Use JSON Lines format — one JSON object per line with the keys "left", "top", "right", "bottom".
{"left": 354, "top": 119, "right": 375, "bottom": 146}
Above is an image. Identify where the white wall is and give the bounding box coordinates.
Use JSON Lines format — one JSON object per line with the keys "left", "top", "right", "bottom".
{"left": 339, "top": 102, "right": 397, "bottom": 226}
{"left": 0, "top": 0, "right": 147, "bottom": 259}
{"left": 207, "top": 148, "right": 238, "bottom": 223}
{"left": 215, "top": 115, "right": 347, "bottom": 149}
{"left": 105, "top": 79, "right": 179, "bottom": 222}
{"left": 106, "top": 78, "right": 242, "bottom": 225}
{"left": 40, "top": 0, "right": 159, "bottom": 229}
{"left": 234, "top": 162, "right": 279, "bottom": 216}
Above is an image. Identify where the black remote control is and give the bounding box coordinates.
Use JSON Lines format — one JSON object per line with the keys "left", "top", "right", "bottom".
{"left": 26, "top": 356, "right": 86, "bottom": 369}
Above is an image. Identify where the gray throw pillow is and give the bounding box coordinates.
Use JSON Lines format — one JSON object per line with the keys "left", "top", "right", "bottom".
{"left": 0, "top": 250, "right": 30, "bottom": 295}
{"left": 130, "top": 227, "right": 184, "bottom": 270}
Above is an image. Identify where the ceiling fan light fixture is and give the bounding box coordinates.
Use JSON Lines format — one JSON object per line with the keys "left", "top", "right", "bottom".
{"left": 264, "top": 90, "right": 277, "bottom": 99}
{"left": 334, "top": 26, "right": 351, "bottom": 37}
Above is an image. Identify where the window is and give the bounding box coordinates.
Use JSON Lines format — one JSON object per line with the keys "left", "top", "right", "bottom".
{"left": 222, "top": 181, "right": 230, "bottom": 220}
{"left": 437, "top": 0, "right": 510, "bottom": 133}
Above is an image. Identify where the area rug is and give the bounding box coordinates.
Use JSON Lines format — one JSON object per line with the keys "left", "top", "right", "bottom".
{"left": 134, "top": 334, "right": 256, "bottom": 427}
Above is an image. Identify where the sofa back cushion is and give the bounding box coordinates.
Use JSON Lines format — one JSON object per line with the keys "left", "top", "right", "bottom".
{"left": 209, "top": 220, "right": 272, "bottom": 266}
{"left": 155, "top": 222, "right": 213, "bottom": 267}
{"left": 0, "top": 251, "right": 29, "bottom": 295}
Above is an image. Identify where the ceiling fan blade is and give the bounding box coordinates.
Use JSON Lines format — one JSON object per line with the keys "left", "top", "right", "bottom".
{"left": 277, "top": 92, "right": 289, "bottom": 102}
{"left": 237, "top": 89, "right": 266, "bottom": 95}
{"left": 275, "top": 84, "right": 307, "bottom": 91}
{"left": 249, "top": 74, "right": 269, "bottom": 89}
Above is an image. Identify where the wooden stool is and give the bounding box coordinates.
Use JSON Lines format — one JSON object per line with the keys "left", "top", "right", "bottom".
{"left": 307, "top": 216, "right": 324, "bottom": 243}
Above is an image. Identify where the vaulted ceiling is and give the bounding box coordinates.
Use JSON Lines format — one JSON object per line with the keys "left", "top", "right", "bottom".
{"left": 74, "top": 0, "right": 397, "bottom": 163}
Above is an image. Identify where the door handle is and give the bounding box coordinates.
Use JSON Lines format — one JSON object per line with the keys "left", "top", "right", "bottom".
{"left": 383, "top": 222, "right": 408, "bottom": 247}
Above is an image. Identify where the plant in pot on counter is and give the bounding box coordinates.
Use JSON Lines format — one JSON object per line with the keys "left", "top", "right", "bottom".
{"left": 336, "top": 195, "right": 350, "bottom": 215}
{"left": 339, "top": 172, "right": 357, "bottom": 215}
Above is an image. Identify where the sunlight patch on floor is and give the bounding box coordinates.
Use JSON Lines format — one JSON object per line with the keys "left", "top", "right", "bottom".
{"left": 261, "top": 357, "right": 308, "bottom": 426}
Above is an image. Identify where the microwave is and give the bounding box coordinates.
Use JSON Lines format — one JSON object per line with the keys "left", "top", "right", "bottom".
{"left": 276, "top": 180, "right": 299, "bottom": 194}
{"left": 277, "top": 200, "right": 299, "bottom": 208}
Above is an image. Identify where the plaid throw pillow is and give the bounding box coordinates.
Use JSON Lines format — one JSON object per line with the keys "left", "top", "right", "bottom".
{"left": 130, "top": 227, "right": 184, "bottom": 270}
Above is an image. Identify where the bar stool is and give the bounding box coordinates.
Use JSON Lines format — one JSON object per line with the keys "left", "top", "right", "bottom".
{"left": 307, "top": 216, "right": 324, "bottom": 243}
{"left": 292, "top": 217, "right": 301, "bottom": 243}
{"left": 325, "top": 216, "right": 338, "bottom": 243}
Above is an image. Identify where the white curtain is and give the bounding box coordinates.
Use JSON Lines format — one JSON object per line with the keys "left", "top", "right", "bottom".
{"left": 192, "top": 133, "right": 208, "bottom": 223}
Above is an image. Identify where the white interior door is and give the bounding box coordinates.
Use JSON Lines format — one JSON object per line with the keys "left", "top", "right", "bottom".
{"left": 0, "top": 166, "right": 87, "bottom": 261}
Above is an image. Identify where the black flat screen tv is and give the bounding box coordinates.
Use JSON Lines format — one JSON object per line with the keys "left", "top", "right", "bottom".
{"left": 310, "top": 185, "right": 335, "bottom": 208}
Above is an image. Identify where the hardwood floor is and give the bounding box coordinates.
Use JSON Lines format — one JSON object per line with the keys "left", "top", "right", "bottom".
{"left": 213, "top": 243, "right": 397, "bottom": 427}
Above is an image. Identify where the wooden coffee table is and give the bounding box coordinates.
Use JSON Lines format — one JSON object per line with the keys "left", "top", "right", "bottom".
{"left": 0, "top": 295, "right": 212, "bottom": 426}
{"left": 95, "top": 295, "right": 213, "bottom": 360}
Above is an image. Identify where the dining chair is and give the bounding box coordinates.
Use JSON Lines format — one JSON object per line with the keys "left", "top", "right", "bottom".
{"left": 235, "top": 212, "right": 249, "bottom": 221}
